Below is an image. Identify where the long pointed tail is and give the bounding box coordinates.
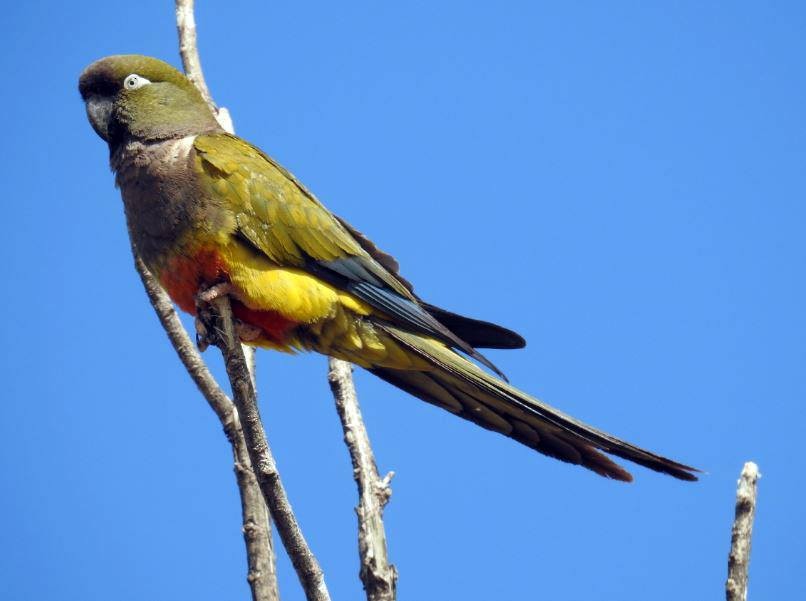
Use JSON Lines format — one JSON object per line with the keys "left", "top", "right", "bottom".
{"left": 370, "top": 324, "right": 699, "bottom": 482}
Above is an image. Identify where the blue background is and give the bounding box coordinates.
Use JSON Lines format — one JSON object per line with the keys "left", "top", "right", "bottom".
{"left": 1, "top": 1, "right": 803, "bottom": 599}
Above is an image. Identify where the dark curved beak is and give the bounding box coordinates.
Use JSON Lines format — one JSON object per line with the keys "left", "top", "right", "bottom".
{"left": 85, "top": 95, "right": 113, "bottom": 141}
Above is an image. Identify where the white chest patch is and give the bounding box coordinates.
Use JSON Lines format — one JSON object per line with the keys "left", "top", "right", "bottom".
{"left": 112, "top": 134, "right": 197, "bottom": 170}
{"left": 162, "top": 135, "right": 197, "bottom": 165}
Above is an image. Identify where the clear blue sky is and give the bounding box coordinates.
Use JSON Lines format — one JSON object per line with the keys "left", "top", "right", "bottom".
{"left": 1, "top": 1, "right": 803, "bottom": 599}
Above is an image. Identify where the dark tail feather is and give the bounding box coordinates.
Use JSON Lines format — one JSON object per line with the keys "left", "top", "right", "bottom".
{"left": 372, "top": 325, "right": 700, "bottom": 482}
{"left": 370, "top": 367, "right": 636, "bottom": 481}
{"left": 423, "top": 303, "right": 526, "bottom": 350}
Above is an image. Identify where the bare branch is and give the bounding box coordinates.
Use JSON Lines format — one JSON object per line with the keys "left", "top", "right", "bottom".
{"left": 175, "top": 0, "right": 215, "bottom": 110}
{"left": 236, "top": 450, "right": 280, "bottom": 601}
{"left": 328, "top": 358, "right": 397, "bottom": 601}
{"left": 132, "top": 251, "right": 279, "bottom": 601}
{"left": 175, "top": 0, "right": 237, "bottom": 135}
{"left": 726, "top": 462, "right": 760, "bottom": 601}
{"left": 203, "top": 296, "right": 331, "bottom": 601}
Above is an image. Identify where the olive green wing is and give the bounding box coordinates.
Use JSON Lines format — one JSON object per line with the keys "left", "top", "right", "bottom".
{"left": 192, "top": 133, "right": 510, "bottom": 372}
{"left": 193, "top": 134, "right": 393, "bottom": 282}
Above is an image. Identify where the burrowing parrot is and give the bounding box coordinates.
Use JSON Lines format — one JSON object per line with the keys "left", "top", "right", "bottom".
{"left": 79, "top": 55, "right": 698, "bottom": 482}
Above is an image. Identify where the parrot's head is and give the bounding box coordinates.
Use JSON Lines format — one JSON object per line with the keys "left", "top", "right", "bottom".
{"left": 79, "top": 55, "right": 221, "bottom": 148}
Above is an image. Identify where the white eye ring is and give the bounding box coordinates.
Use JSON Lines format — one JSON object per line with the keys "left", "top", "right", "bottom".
{"left": 123, "top": 73, "right": 151, "bottom": 91}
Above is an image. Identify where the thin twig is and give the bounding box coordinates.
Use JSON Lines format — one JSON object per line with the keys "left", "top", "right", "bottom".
{"left": 328, "top": 358, "right": 397, "bottom": 601}
{"left": 175, "top": 0, "right": 235, "bottom": 134}
{"left": 175, "top": 0, "right": 215, "bottom": 109}
{"left": 132, "top": 251, "right": 279, "bottom": 601}
{"left": 726, "top": 462, "right": 760, "bottom": 601}
{"left": 204, "top": 296, "right": 331, "bottom": 601}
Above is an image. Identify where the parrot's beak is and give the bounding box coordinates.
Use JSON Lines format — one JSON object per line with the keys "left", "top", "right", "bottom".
{"left": 84, "top": 95, "right": 113, "bottom": 141}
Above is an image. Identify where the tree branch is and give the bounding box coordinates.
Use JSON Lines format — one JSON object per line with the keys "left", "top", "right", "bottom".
{"left": 726, "top": 461, "right": 760, "bottom": 601}
{"left": 175, "top": 0, "right": 215, "bottom": 109}
{"left": 328, "top": 358, "right": 397, "bottom": 601}
{"left": 117, "top": 3, "right": 285, "bottom": 600}
{"left": 132, "top": 251, "right": 279, "bottom": 601}
{"left": 172, "top": 3, "right": 390, "bottom": 600}
{"left": 203, "top": 296, "right": 331, "bottom": 601}
{"left": 175, "top": 0, "right": 234, "bottom": 134}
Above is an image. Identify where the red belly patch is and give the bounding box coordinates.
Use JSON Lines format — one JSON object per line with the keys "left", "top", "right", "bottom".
{"left": 159, "top": 248, "right": 226, "bottom": 314}
{"left": 158, "top": 247, "right": 297, "bottom": 344}
{"left": 231, "top": 302, "right": 297, "bottom": 344}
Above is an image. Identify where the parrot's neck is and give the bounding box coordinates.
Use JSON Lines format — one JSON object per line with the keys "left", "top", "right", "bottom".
{"left": 111, "top": 135, "right": 196, "bottom": 175}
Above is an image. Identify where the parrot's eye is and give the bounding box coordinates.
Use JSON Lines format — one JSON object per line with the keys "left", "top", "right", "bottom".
{"left": 123, "top": 73, "right": 151, "bottom": 91}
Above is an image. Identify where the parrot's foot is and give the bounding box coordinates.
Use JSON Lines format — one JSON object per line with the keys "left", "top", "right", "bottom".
{"left": 194, "top": 282, "right": 234, "bottom": 351}
{"left": 194, "top": 316, "right": 261, "bottom": 350}
{"left": 194, "top": 282, "right": 263, "bottom": 350}
{"left": 196, "top": 282, "right": 233, "bottom": 304}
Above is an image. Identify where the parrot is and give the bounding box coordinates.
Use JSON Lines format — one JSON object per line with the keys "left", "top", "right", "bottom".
{"left": 79, "top": 54, "right": 698, "bottom": 482}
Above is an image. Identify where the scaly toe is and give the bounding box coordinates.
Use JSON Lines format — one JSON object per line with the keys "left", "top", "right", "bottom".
{"left": 196, "top": 282, "right": 233, "bottom": 305}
